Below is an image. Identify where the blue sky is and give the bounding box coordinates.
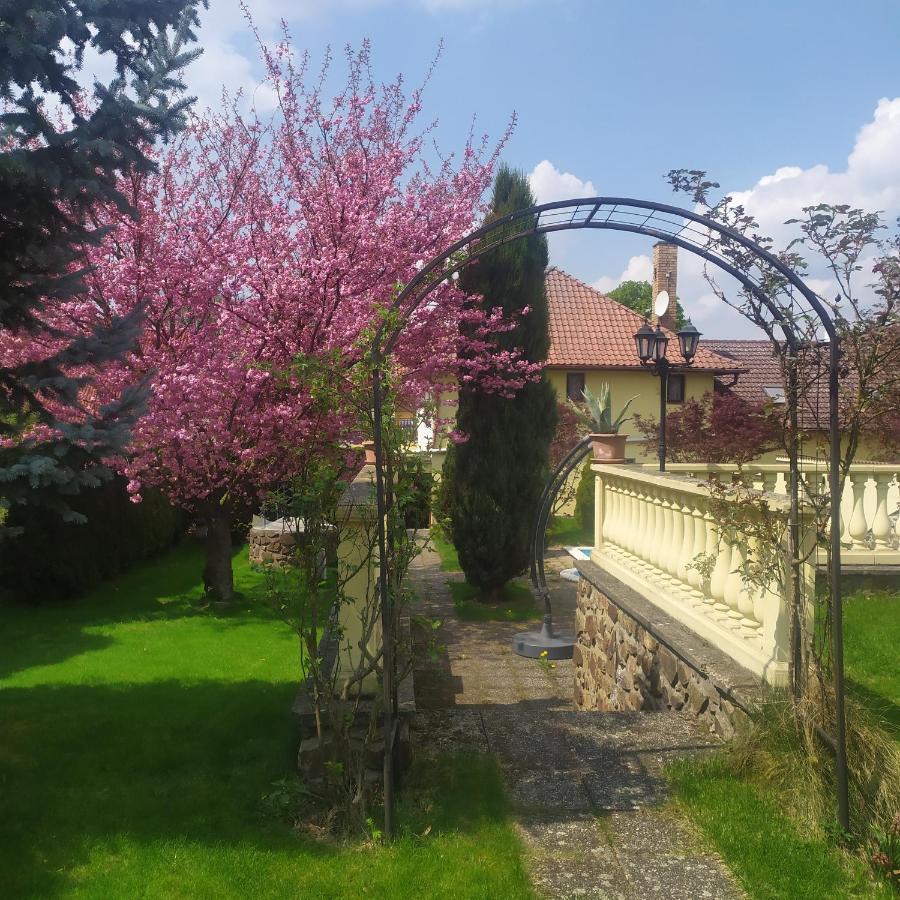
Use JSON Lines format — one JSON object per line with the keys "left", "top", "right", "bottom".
{"left": 135, "top": 1, "right": 900, "bottom": 335}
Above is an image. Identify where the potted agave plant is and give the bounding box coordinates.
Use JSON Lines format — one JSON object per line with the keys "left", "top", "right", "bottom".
{"left": 569, "top": 383, "right": 638, "bottom": 463}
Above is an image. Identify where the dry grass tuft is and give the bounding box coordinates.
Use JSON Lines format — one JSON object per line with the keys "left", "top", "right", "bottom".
{"left": 726, "top": 692, "right": 900, "bottom": 861}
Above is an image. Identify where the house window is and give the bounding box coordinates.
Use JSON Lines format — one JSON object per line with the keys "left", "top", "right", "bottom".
{"left": 763, "top": 385, "right": 786, "bottom": 404}
{"left": 667, "top": 374, "right": 685, "bottom": 403}
{"left": 397, "top": 417, "right": 417, "bottom": 442}
{"left": 566, "top": 372, "right": 586, "bottom": 402}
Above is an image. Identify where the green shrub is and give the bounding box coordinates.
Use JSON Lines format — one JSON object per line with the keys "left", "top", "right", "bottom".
{"left": 574, "top": 459, "right": 594, "bottom": 532}
{"left": 0, "top": 476, "right": 184, "bottom": 602}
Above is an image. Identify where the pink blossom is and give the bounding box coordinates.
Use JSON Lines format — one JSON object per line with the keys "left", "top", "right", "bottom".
{"left": 5, "top": 38, "right": 535, "bottom": 519}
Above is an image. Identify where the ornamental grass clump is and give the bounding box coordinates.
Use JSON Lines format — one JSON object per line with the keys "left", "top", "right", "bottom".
{"left": 724, "top": 694, "right": 900, "bottom": 884}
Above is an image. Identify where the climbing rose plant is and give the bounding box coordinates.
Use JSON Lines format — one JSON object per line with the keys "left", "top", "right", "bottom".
{"left": 6, "top": 39, "right": 537, "bottom": 599}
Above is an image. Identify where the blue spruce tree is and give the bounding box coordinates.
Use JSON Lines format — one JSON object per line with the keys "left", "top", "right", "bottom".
{"left": 0, "top": 1, "right": 204, "bottom": 536}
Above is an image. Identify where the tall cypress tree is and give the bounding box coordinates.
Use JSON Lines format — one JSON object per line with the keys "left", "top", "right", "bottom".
{"left": 443, "top": 166, "right": 557, "bottom": 596}
{"left": 0, "top": 2, "right": 203, "bottom": 536}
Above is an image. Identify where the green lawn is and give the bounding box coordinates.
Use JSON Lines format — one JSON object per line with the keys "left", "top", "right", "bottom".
{"left": 668, "top": 757, "right": 887, "bottom": 899}
{"left": 545, "top": 515, "right": 592, "bottom": 548}
{"left": 668, "top": 589, "right": 899, "bottom": 899}
{"left": 843, "top": 589, "right": 900, "bottom": 741}
{"left": 449, "top": 579, "right": 540, "bottom": 622}
{"left": 429, "top": 525, "right": 460, "bottom": 571}
{"left": 0, "top": 541, "right": 532, "bottom": 898}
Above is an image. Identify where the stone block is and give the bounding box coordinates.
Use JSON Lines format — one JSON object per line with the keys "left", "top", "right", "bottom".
{"left": 658, "top": 647, "right": 678, "bottom": 686}
{"left": 687, "top": 677, "right": 710, "bottom": 715}
{"left": 714, "top": 709, "right": 735, "bottom": 741}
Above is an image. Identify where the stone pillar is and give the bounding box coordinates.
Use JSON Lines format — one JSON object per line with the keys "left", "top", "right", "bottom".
{"left": 651, "top": 242, "right": 678, "bottom": 332}
{"left": 333, "top": 466, "right": 380, "bottom": 696}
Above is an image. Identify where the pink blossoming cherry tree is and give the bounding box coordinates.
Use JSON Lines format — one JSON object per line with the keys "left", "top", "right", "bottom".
{"left": 12, "top": 40, "right": 538, "bottom": 600}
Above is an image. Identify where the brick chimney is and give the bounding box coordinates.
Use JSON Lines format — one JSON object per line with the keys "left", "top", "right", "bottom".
{"left": 651, "top": 242, "right": 678, "bottom": 331}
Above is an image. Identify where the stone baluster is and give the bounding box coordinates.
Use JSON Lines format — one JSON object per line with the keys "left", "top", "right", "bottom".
{"left": 699, "top": 507, "right": 720, "bottom": 614}
{"left": 623, "top": 481, "right": 637, "bottom": 555}
{"left": 619, "top": 481, "right": 631, "bottom": 548}
{"left": 616, "top": 480, "right": 629, "bottom": 551}
{"left": 723, "top": 531, "right": 746, "bottom": 626}
{"left": 656, "top": 491, "right": 672, "bottom": 578}
{"left": 617, "top": 480, "right": 630, "bottom": 551}
{"left": 648, "top": 486, "right": 665, "bottom": 571}
{"left": 628, "top": 483, "right": 642, "bottom": 558}
{"left": 846, "top": 472, "right": 869, "bottom": 549}
{"left": 619, "top": 480, "right": 632, "bottom": 551}
{"left": 676, "top": 498, "right": 694, "bottom": 583}
{"left": 736, "top": 538, "right": 764, "bottom": 640}
{"left": 600, "top": 475, "right": 612, "bottom": 547}
{"left": 709, "top": 523, "right": 733, "bottom": 621}
{"left": 665, "top": 489, "right": 683, "bottom": 583}
{"left": 871, "top": 473, "right": 893, "bottom": 550}
{"left": 604, "top": 479, "right": 616, "bottom": 547}
{"left": 612, "top": 479, "right": 625, "bottom": 552}
{"left": 761, "top": 470, "right": 779, "bottom": 495}
{"left": 684, "top": 500, "right": 708, "bottom": 607}
{"left": 608, "top": 480, "right": 622, "bottom": 549}
{"left": 634, "top": 482, "right": 647, "bottom": 559}
{"left": 638, "top": 484, "right": 656, "bottom": 575}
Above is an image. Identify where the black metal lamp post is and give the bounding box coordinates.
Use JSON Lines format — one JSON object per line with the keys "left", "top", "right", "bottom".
{"left": 633, "top": 319, "right": 702, "bottom": 472}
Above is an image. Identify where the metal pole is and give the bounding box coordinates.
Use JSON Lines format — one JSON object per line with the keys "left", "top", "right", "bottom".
{"left": 658, "top": 362, "right": 668, "bottom": 472}
{"left": 829, "top": 337, "right": 849, "bottom": 831}
{"left": 371, "top": 358, "right": 396, "bottom": 841}
{"left": 787, "top": 356, "right": 802, "bottom": 704}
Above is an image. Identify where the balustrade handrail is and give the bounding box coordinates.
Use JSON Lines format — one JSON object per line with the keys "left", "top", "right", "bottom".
{"left": 604, "top": 463, "right": 796, "bottom": 512}
{"left": 647, "top": 460, "right": 899, "bottom": 474}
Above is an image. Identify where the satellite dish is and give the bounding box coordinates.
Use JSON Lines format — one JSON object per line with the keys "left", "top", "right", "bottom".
{"left": 653, "top": 290, "right": 670, "bottom": 317}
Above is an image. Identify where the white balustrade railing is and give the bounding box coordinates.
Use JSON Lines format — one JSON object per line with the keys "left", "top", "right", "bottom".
{"left": 646, "top": 461, "right": 900, "bottom": 566}
{"left": 591, "top": 465, "right": 813, "bottom": 686}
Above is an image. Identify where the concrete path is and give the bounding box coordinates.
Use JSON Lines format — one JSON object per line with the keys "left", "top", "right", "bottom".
{"left": 410, "top": 544, "right": 743, "bottom": 900}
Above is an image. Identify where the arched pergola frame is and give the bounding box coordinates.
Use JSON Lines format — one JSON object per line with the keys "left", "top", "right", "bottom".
{"left": 368, "top": 197, "right": 847, "bottom": 837}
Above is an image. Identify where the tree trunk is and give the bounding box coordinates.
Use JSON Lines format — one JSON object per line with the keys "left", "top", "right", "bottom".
{"left": 203, "top": 509, "right": 234, "bottom": 602}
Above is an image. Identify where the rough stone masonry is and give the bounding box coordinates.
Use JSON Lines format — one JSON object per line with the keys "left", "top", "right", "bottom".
{"left": 574, "top": 561, "right": 760, "bottom": 741}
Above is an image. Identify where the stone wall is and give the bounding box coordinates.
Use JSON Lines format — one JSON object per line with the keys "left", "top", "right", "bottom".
{"left": 575, "top": 564, "right": 759, "bottom": 740}
{"left": 248, "top": 527, "right": 300, "bottom": 569}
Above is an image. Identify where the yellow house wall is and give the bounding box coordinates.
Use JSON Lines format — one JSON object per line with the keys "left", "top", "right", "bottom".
{"left": 545, "top": 367, "right": 717, "bottom": 464}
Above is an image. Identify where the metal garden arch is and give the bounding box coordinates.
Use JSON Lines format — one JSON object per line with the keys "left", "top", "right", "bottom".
{"left": 368, "top": 196, "right": 847, "bottom": 838}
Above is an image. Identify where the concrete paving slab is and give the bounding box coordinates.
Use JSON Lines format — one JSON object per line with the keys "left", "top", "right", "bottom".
{"left": 410, "top": 544, "right": 742, "bottom": 899}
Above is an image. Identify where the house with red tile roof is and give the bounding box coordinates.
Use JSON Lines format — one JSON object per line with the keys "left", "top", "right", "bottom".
{"left": 541, "top": 265, "right": 744, "bottom": 459}
{"left": 430, "top": 248, "right": 746, "bottom": 463}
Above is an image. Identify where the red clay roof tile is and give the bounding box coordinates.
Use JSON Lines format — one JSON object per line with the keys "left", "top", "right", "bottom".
{"left": 545, "top": 267, "right": 744, "bottom": 374}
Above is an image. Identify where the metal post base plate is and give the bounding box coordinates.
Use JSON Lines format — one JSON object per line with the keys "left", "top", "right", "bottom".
{"left": 513, "top": 622, "right": 574, "bottom": 660}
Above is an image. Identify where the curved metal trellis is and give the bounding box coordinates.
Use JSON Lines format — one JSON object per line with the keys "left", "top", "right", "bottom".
{"left": 369, "top": 197, "right": 847, "bottom": 838}
{"left": 512, "top": 433, "right": 593, "bottom": 659}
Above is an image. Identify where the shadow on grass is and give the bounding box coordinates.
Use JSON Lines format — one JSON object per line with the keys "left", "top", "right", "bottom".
{"left": 0, "top": 680, "right": 524, "bottom": 897}
{"left": 449, "top": 581, "right": 540, "bottom": 623}
{"left": 0, "top": 680, "right": 300, "bottom": 896}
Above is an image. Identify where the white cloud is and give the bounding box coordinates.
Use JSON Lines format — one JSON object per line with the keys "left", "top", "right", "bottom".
{"left": 528, "top": 159, "right": 597, "bottom": 205}
{"left": 587, "top": 99, "right": 900, "bottom": 338}
{"left": 592, "top": 254, "right": 652, "bottom": 293}
{"left": 728, "top": 97, "right": 900, "bottom": 244}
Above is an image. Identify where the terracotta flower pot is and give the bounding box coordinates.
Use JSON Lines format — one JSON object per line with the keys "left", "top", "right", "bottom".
{"left": 361, "top": 440, "right": 377, "bottom": 464}
{"left": 589, "top": 433, "right": 627, "bottom": 464}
